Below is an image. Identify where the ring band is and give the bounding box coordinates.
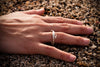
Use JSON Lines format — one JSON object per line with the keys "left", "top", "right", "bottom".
{"left": 51, "top": 30, "right": 57, "bottom": 45}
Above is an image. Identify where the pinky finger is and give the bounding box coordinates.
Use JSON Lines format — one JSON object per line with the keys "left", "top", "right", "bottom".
{"left": 38, "top": 43, "right": 76, "bottom": 62}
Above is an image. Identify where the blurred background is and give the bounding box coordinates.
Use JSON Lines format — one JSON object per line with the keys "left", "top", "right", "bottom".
{"left": 0, "top": 0, "right": 100, "bottom": 67}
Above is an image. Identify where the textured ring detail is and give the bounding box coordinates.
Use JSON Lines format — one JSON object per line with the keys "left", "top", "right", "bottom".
{"left": 51, "top": 30, "right": 57, "bottom": 45}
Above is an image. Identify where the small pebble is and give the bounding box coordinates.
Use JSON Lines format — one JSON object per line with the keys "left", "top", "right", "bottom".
{"left": 90, "top": 44, "right": 97, "bottom": 49}
{"left": 0, "top": 0, "right": 99, "bottom": 67}
{"left": 97, "top": 47, "right": 100, "bottom": 50}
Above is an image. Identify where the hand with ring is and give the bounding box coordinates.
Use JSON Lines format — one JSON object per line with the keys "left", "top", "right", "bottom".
{"left": 0, "top": 8, "right": 93, "bottom": 62}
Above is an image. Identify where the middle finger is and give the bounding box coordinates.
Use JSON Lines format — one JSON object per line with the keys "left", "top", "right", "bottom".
{"left": 40, "top": 23, "right": 93, "bottom": 34}
{"left": 38, "top": 32, "right": 90, "bottom": 46}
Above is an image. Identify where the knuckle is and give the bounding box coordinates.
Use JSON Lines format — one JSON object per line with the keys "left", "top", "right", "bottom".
{"left": 60, "top": 23, "right": 68, "bottom": 26}
{"left": 44, "top": 46, "right": 55, "bottom": 55}
{"left": 76, "top": 37, "right": 84, "bottom": 44}
{"left": 58, "top": 53, "right": 65, "bottom": 60}
{"left": 45, "top": 46, "right": 55, "bottom": 50}
{"left": 80, "top": 26, "right": 87, "bottom": 33}
{"left": 32, "top": 15, "right": 41, "bottom": 18}
{"left": 61, "top": 25, "right": 70, "bottom": 32}
{"left": 72, "top": 20, "right": 77, "bottom": 24}
{"left": 57, "top": 32, "right": 66, "bottom": 43}
{"left": 56, "top": 17, "right": 64, "bottom": 23}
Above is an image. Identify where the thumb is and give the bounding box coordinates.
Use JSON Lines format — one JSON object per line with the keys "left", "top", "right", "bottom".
{"left": 23, "top": 8, "right": 45, "bottom": 15}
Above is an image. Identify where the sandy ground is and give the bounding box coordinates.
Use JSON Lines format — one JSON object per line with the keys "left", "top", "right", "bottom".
{"left": 0, "top": 0, "right": 100, "bottom": 67}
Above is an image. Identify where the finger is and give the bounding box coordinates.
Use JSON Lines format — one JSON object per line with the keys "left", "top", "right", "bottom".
{"left": 23, "top": 8, "right": 45, "bottom": 15}
{"left": 42, "top": 16, "right": 83, "bottom": 25}
{"left": 38, "top": 43, "right": 76, "bottom": 62}
{"left": 41, "top": 23, "right": 93, "bottom": 34}
{"left": 38, "top": 32, "right": 90, "bottom": 46}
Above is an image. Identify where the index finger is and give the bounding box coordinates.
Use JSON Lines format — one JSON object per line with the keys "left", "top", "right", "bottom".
{"left": 42, "top": 16, "right": 84, "bottom": 25}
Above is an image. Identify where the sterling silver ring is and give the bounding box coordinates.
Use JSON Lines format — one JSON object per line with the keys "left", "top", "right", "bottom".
{"left": 51, "top": 30, "right": 57, "bottom": 45}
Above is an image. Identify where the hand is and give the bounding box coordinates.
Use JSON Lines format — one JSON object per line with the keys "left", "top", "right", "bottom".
{"left": 0, "top": 8, "right": 93, "bottom": 62}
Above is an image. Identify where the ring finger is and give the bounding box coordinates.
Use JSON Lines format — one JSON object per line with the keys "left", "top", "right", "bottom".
{"left": 38, "top": 32, "right": 90, "bottom": 46}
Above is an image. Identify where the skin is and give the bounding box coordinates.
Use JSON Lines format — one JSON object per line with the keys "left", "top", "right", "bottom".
{"left": 0, "top": 8, "right": 93, "bottom": 62}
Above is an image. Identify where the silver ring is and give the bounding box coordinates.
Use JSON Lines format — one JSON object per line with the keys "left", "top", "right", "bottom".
{"left": 51, "top": 30, "right": 57, "bottom": 45}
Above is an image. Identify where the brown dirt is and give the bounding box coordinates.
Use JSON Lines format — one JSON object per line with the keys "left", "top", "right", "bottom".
{"left": 0, "top": 0, "right": 100, "bottom": 67}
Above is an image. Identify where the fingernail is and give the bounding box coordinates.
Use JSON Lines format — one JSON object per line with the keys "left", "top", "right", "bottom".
{"left": 69, "top": 55, "right": 76, "bottom": 62}
{"left": 83, "top": 38, "right": 90, "bottom": 45}
{"left": 77, "top": 21, "right": 84, "bottom": 25}
{"left": 87, "top": 27, "right": 93, "bottom": 34}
